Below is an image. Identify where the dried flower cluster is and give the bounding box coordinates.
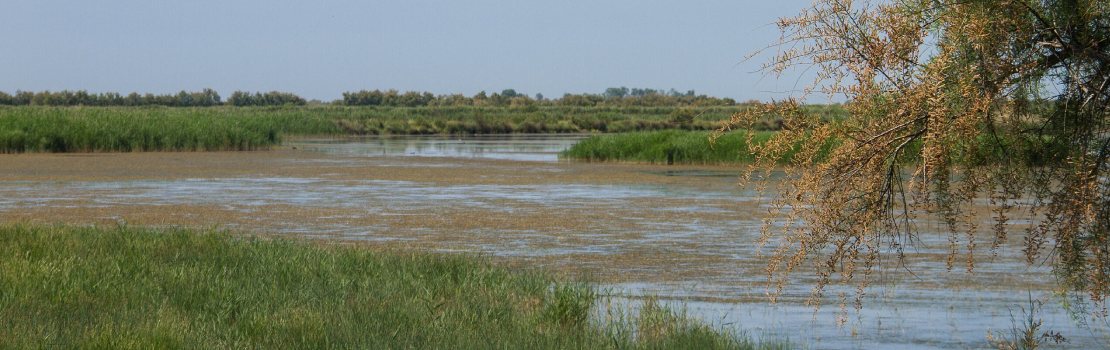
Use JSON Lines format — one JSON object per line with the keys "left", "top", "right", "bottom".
{"left": 717, "top": 0, "right": 1109, "bottom": 315}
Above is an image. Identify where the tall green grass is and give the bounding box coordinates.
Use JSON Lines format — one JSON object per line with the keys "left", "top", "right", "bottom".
{"left": 564, "top": 129, "right": 1061, "bottom": 167}
{"left": 0, "top": 225, "right": 785, "bottom": 349}
{"left": 561, "top": 130, "right": 783, "bottom": 164}
{"left": 0, "top": 105, "right": 846, "bottom": 152}
{"left": 0, "top": 107, "right": 333, "bottom": 152}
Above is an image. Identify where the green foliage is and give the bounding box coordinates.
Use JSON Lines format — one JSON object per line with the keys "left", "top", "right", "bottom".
{"left": 0, "top": 90, "right": 310, "bottom": 107}
{"left": 541, "top": 284, "right": 596, "bottom": 329}
{"left": 320, "top": 105, "right": 835, "bottom": 135}
{"left": 327, "top": 106, "right": 742, "bottom": 134}
{"left": 227, "top": 91, "right": 307, "bottom": 106}
{"left": 633, "top": 298, "right": 782, "bottom": 350}
{"left": 0, "top": 225, "right": 780, "bottom": 349}
{"left": 563, "top": 130, "right": 790, "bottom": 164}
{"left": 670, "top": 107, "right": 698, "bottom": 128}
{"left": 342, "top": 90, "right": 435, "bottom": 107}
{"left": 0, "top": 89, "right": 225, "bottom": 107}
{"left": 0, "top": 107, "right": 331, "bottom": 152}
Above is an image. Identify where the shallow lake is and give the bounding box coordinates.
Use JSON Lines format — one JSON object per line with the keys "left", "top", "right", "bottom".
{"left": 1, "top": 135, "right": 1106, "bottom": 349}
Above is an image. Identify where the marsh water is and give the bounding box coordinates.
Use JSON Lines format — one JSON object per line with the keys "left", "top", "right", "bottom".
{"left": 2, "top": 135, "right": 1107, "bottom": 349}
{"left": 289, "top": 134, "right": 585, "bottom": 162}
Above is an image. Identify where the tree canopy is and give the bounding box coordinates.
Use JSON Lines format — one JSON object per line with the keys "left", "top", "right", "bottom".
{"left": 719, "top": 0, "right": 1109, "bottom": 315}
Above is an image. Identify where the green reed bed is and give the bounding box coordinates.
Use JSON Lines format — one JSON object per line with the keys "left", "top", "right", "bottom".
{"left": 0, "top": 107, "right": 334, "bottom": 152}
{"left": 0, "top": 105, "right": 845, "bottom": 153}
{"left": 561, "top": 130, "right": 784, "bottom": 164}
{"left": 0, "top": 225, "right": 784, "bottom": 349}
{"left": 563, "top": 129, "right": 1060, "bottom": 167}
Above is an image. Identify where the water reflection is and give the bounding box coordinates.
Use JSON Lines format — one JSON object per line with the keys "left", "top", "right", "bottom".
{"left": 288, "top": 134, "right": 586, "bottom": 162}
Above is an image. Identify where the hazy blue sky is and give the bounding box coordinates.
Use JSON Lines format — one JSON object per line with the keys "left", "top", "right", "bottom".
{"left": 0, "top": 0, "right": 814, "bottom": 101}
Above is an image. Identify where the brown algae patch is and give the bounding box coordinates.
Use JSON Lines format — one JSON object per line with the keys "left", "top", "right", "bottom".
{"left": 0, "top": 150, "right": 1055, "bottom": 293}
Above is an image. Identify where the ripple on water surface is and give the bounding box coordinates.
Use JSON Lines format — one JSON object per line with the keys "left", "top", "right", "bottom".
{"left": 287, "top": 134, "right": 586, "bottom": 162}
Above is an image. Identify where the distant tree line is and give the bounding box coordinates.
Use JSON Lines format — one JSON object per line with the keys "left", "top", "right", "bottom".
{"left": 0, "top": 87, "right": 739, "bottom": 107}
{"left": 0, "top": 89, "right": 305, "bottom": 107}
{"left": 341, "top": 90, "right": 437, "bottom": 107}
{"left": 227, "top": 91, "right": 306, "bottom": 106}
{"left": 342, "top": 87, "right": 738, "bottom": 107}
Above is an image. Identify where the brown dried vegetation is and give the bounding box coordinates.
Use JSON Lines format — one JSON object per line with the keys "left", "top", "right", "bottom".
{"left": 715, "top": 0, "right": 1110, "bottom": 316}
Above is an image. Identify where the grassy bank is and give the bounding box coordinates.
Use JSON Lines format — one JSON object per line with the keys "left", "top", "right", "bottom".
{"left": 0, "top": 105, "right": 844, "bottom": 153}
{"left": 0, "top": 225, "right": 782, "bottom": 349}
{"left": 561, "top": 130, "right": 788, "bottom": 164}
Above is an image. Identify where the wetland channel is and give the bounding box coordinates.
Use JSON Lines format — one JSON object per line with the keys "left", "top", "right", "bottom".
{"left": 1, "top": 134, "right": 1106, "bottom": 349}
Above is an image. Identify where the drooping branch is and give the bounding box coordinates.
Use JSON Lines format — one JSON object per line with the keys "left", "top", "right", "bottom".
{"left": 730, "top": 0, "right": 1110, "bottom": 312}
